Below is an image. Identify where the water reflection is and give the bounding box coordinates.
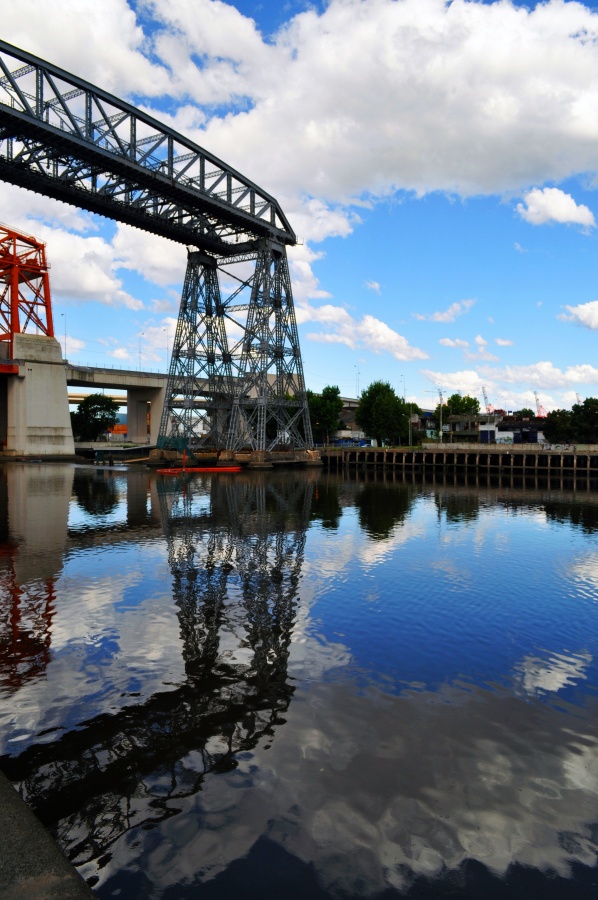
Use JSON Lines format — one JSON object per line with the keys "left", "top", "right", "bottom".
{"left": 310, "top": 481, "right": 342, "bottom": 530}
{"left": 354, "top": 481, "right": 414, "bottom": 539}
{"left": 2, "top": 469, "right": 313, "bottom": 886}
{"left": 3, "top": 467, "right": 598, "bottom": 897}
{"left": 72, "top": 470, "right": 119, "bottom": 517}
{"left": 434, "top": 486, "right": 481, "bottom": 523}
{"left": 0, "top": 465, "right": 71, "bottom": 693}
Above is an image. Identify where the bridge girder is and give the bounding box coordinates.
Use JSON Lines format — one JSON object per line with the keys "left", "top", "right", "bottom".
{"left": 0, "top": 40, "right": 296, "bottom": 256}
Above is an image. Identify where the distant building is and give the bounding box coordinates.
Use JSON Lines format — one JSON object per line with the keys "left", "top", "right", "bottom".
{"left": 439, "top": 413, "right": 546, "bottom": 445}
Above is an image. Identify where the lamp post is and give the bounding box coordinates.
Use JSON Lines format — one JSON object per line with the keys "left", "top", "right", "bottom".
{"left": 138, "top": 332, "right": 144, "bottom": 371}
{"left": 60, "top": 313, "right": 66, "bottom": 359}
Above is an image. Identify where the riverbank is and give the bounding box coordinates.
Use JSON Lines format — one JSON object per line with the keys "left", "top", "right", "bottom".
{"left": 0, "top": 770, "right": 94, "bottom": 898}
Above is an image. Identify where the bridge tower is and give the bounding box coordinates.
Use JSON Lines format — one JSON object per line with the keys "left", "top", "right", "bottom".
{"left": 158, "top": 241, "right": 313, "bottom": 453}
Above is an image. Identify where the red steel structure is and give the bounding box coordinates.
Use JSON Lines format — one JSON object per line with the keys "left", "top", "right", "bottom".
{"left": 0, "top": 223, "right": 54, "bottom": 359}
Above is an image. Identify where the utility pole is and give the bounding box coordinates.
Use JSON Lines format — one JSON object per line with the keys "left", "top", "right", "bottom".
{"left": 438, "top": 388, "right": 444, "bottom": 444}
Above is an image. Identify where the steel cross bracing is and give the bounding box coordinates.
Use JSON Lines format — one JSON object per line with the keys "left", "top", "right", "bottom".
{"left": 157, "top": 250, "right": 236, "bottom": 450}
{"left": 0, "top": 40, "right": 295, "bottom": 255}
{"left": 158, "top": 241, "right": 314, "bottom": 452}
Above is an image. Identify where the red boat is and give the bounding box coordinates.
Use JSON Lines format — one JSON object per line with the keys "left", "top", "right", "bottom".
{"left": 157, "top": 466, "right": 242, "bottom": 475}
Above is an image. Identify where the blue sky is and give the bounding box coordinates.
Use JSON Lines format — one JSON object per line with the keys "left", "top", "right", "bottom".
{"left": 3, "top": 0, "right": 598, "bottom": 411}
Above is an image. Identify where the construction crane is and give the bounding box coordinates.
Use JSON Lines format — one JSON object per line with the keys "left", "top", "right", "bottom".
{"left": 482, "top": 386, "right": 494, "bottom": 414}
{"left": 534, "top": 391, "right": 548, "bottom": 418}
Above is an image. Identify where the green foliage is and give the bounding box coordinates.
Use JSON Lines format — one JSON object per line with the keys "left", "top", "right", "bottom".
{"left": 513, "top": 407, "right": 535, "bottom": 418}
{"left": 71, "top": 393, "right": 120, "bottom": 442}
{"left": 307, "top": 385, "right": 344, "bottom": 443}
{"left": 356, "top": 381, "right": 420, "bottom": 446}
{"left": 570, "top": 398, "right": 598, "bottom": 444}
{"left": 542, "top": 408, "right": 574, "bottom": 443}
{"left": 434, "top": 393, "right": 480, "bottom": 423}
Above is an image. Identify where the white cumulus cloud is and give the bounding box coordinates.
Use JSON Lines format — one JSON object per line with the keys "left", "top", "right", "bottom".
{"left": 440, "top": 338, "right": 469, "bottom": 348}
{"left": 517, "top": 188, "right": 595, "bottom": 228}
{"left": 560, "top": 300, "right": 598, "bottom": 330}
{"left": 304, "top": 303, "right": 428, "bottom": 361}
{"left": 414, "top": 299, "right": 476, "bottom": 323}
{"left": 479, "top": 361, "right": 598, "bottom": 389}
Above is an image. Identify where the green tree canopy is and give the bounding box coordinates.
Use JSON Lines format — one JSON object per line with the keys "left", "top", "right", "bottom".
{"left": 435, "top": 393, "right": 480, "bottom": 421}
{"left": 570, "top": 398, "right": 598, "bottom": 444}
{"left": 542, "top": 408, "right": 574, "bottom": 443}
{"left": 513, "top": 407, "right": 535, "bottom": 418}
{"left": 71, "top": 393, "right": 120, "bottom": 441}
{"left": 356, "top": 381, "right": 420, "bottom": 446}
{"left": 307, "top": 385, "right": 344, "bottom": 444}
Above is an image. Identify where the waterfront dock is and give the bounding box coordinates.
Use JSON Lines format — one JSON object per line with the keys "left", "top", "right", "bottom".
{"left": 322, "top": 444, "right": 598, "bottom": 475}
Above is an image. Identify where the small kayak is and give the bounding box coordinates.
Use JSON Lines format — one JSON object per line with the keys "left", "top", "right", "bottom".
{"left": 157, "top": 466, "right": 242, "bottom": 475}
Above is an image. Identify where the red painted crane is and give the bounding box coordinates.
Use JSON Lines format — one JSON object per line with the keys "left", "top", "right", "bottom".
{"left": 534, "top": 391, "right": 548, "bottom": 418}
{"left": 482, "top": 386, "right": 494, "bottom": 414}
{"left": 0, "top": 223, "right": 54, "bottom": 358}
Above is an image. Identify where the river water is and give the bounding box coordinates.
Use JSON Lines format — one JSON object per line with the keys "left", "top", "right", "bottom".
{"left": 2, "top": 463, "right": 598, "bottom": 898}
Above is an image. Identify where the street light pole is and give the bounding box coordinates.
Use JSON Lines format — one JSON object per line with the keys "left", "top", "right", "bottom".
{"left": 138, "top": 332, "right": 144, "bottom": 371}
{"left": 61, "top": 312, "right": 66, "bottom": 359}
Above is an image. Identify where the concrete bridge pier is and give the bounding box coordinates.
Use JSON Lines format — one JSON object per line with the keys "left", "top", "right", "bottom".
{"left": 2, "top": 334, "right": 75, "bottom": 457}
{"left": 127, "top": 386, "right": 165, "bottom": 445}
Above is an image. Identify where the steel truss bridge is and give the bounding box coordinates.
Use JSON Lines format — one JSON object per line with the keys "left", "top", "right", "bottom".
{"left": 0, "top": 40, "right": 313, "bottom": 452}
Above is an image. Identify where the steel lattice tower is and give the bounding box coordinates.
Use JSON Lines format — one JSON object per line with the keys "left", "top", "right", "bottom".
{"left": 157, "top": 251, "right": 235, "bottom": 450}
{"left": 226, "top": 241, "right": 313, "bottom": 451}
{"left": 158, "top": 241, "right": 313, "bottom": 452}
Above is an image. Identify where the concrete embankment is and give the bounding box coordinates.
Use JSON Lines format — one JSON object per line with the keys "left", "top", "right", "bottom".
{"left": 0, "top": 770, "right": 94, "bottom": 899}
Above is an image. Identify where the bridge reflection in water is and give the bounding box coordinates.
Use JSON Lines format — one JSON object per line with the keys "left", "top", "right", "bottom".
{"left": 0, "top": 467, "right": 314, "bottom": 887}
{"left": 5, "top": 466, "right": 598, "bottom": 897}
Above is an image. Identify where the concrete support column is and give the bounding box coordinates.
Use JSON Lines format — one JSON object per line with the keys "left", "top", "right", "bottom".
{"left": 6, "top": 335, "right": 74, "bottom": 457}
{"left": 127, "top": 385, "right": 165, "bottom": 444}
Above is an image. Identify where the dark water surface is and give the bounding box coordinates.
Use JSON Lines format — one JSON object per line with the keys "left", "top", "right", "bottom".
{"left": 2, "top": 463, "right": 598, "bottom": 898}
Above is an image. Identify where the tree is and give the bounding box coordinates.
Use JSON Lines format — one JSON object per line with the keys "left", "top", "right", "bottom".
{"left": 307, "top": 385, "right": 343, "bottom": 444}
{"left": 432, "top": 393, "right": 480, "bottom": 439}
{"left": 433, "top": 393, "right": 479, "bottom": 431}
{"left": 542, "top": 408, "right": 574, "bottom": 443}
{"left": 356, "top": 381, "right": 396, "bottom": 445}
{"left": 356, "top": 381, "right": 420, "bottom": 446}
{"left": 570, "top": 398, "right": 598, "bottom": 444}
{"left": 71, "top": 393, "right": 120, "bottom": 441}
{"left": 513, "top": 407, "right": 535, "bottom": 418}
